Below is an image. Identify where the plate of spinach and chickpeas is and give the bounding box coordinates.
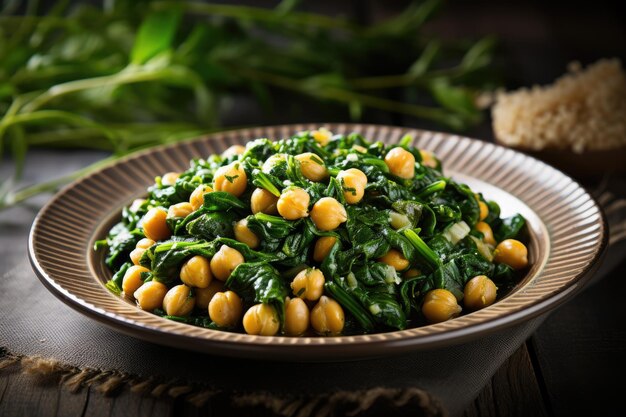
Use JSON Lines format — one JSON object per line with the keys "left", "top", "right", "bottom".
{"left": 29, "top": 124, "right": 606, "bottom": 358}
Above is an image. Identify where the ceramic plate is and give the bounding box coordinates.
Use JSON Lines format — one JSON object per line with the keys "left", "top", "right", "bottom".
{"left": 28, "top": 123, "right": 608, "bottom": 361}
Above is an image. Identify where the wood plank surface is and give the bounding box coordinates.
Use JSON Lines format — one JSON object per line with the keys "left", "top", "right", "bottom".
{"left": 0, "top": 343, "right": 547, "bottom": 417}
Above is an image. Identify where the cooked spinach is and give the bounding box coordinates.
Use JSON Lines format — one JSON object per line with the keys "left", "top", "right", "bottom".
{"left": 98, "top": 129, "right": 529, "bottom": 336}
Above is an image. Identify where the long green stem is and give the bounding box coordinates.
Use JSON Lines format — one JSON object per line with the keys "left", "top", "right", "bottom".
{"left": 228, "top": 66, "right": 465, "bottom": 129}
{"left": 152, "top": 1, "right": 358, "bottom": 32}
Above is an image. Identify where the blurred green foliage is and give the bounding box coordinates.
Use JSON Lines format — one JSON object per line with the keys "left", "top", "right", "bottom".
{"left": 0, "top": 0, "right": 499, "bottom": 208}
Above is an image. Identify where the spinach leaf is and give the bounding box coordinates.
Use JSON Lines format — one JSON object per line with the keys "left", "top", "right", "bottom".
{"left": 186, "top": 211, "right": 236, "bottom": 240}
{"left": 494, "top": 214, "right": 526, "bottom": 242}
{"left": 226, "top": 262, "right": 288, "bottom": 325}
{"left": 325, "top": 281, "right": 375, "bottom": 332}
{"left": 101, "top": 221, "right": 140, "bottom": 269}
{"left": 202, "top": 191, "right": 246, "bottom": 211}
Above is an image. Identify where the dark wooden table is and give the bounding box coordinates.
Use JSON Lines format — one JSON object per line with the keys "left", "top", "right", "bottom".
{"left": 1, "top": 1, "right": 625, "bottom": 416}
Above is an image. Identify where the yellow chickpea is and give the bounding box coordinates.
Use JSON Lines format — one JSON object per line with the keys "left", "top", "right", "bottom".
{"left": 163, "top": 284, "right": 195, "bottom": 317}
{"left": 222, "top": 144, "right": 245, "bottom": 158}
{"left": 310, "top": 296, "right": 344, "bottom": 336}
{"left": 403, "top": 268, "right": 422, "bottom": 279}
{"left": 295, "top": 152, "right": 328, "bottom": 182}
{"left": 210, "top": 245, "right": 245, "bottom": 281}
{"left": 251, "top": 188, "right": 279, "bottom": 215}
{"left": 479, "top": 201, "right": 489, "bottom": 221}
{"left": 313, "top": 236, "right": 337, "bottom": 263}
{"left": 419, "top": 150, "right": 438, "bottom": 169}
{"left": 130, "top": 238, "right": 156, "bottom": 265}
{"left": 189, "top": 185, "right": 214, "bottom": 211}
{"left": 122, "top": 265, "right": 150, "bottom": 295}
{"left": 464, "top": 275, "right": 498, "bottom": 311}
{"left": 129, "top": 248, "right": 145, "bottom": 266}
{"left": 180, "top": 255, "right": 212, "bottom": 288}
{"left": 311, "top": 128, "right": 332, "bottom": 146}
{"left": 310, "top": 197, "right": 347, "bottom": 231}
{"left": 421, "top": 289, "right": 462, "bottom": 324}
{"left": 233, "top": 219, "right": 260, "bottom": 249}
{"left": 195, "top": 280, "right": 224, "bottom": 310}
{"left": 337, "top": 168, "right": 368, "bottom": 204}
{"left": 242, "top": 303, "right": 280, "bottom": 336}
{"left": 384, "top": 147, "right": 415, "bottom": 179}
{"left": 141, "top": 207, "right": 171, "bottom": 242}
{"left": 277, "top": 187, "right": 310, "bottom": 220}
{"left": 161, "top": 172, "right": 179, "bottom": 186}
{"left": 378, "top": 249, "right": 410, "bottom": 271}
{"left": 494, "top": 239, "right": 529, "bottom": 270}
{"left": 136, "top": 238, "right": 155, "bottom": 249}
{"left": 213, "top": 163, "right": 248, "bottom": 197}
{"left": 133, "top": 281, "right": 168, "bottom": 311}
{"left": 475, "top": 221, "right": 496, "bottom": 246}
{"left": 167, "top": 202, "right": 194, "bottom": 219}
{"left": 291, "top": 267, "right": 325, "bottom": 301}
{"left": 208, "top": 291, "right": 243, "bottom": 327}
{"left": 284, "top": 297, "right": 310, "bottom": 336}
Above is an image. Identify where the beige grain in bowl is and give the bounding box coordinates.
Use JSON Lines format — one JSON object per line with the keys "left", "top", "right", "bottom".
{"left": 490, "top": 58, "right": 626, "bottom": 179}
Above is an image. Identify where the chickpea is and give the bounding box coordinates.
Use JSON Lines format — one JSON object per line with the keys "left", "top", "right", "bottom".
{"left": 213, "top": 162, "right": 248, "bottom": 197}
{"left": 384, "top": 147, "right": 415, "bottom": 179}
{"left": 479, "top": 201, "right": 489, "bottom": 221}
{"left": 475, "top": 221, "right": 496, "bottom": 246}
{"left": 378, "top": 249, "right": 410, "bottom": 271}
{"left": 251, "top": 188, "right": 279, "bottom": 215}
{"left": 277, "top": 187, "right": 310, "bottom": 220}
{"left": 180, "top": 255, "right": 212, "bottom": 288}
{"left": 291, "top": 267, "right": 325, "bottom": 301}
{"left": 161, "top": 172, "right": 179, "bottom": 186}
{"left": 167, "top": 202, "right": 194, "bottom": 219}
{"left": 419, "top": 150, "right": 438, "bottom": 169}
{"left": 311, "top": 296, "right": 344, "bottom": 336}
{"left": 389, "top": 211, "right": 411, "bottom": 230}
{"left": 208, "top": 291, "right": 243, "bottom": 327}
{"left": 189, "top": 185, "right": 214, "bottom": 211}
{"left": 136, "top": 238, "right": 155, "bottom": 249}
{"left": 311, "top": 128, "right": 332, "bottom": 146}
{"left": 210, "top": 245, "right": 245, "bottom": 281}
{"left": 222, "top": 144, "right": 245, "bottom": 158}
{"left": 337, "top": 168, "right": 368, "bottom": 204}
{"left": 243, "top": 303, "right": 280, "bottom": 336}
{"left": 195, "top": 280, "right": 224, "bottom": 310}
{"left": 130, "top": 238, "right": 156, "bottom": 265}
{"left": 494, "top": 239, "right": 529, "bottom": 270}
{"left": 464, "top": 275, "right": 498, "bottom": 311}
{"left": 122, "top": 265, "right": 150, "bottom": 295}
{"left": 234, "top": 219, "right": 260, "bottom": 249}
{"left": 295, "top": 152, "right": 328, "bottom": 182}
{"left": 284, "top": 297, "right": 310, "bottom": 336}
{"left": 163, "top": 284, "right": 195, "bottom": 316}
{"left": 141, "top": 207, "right": 171, "bottom": 241}
{"left": 133, "top": 281, "right": 168, "bottom": 311}
{"left": 130, "top": 248, "right": 145, "bottom": 265}
{"left": 310, "top": 197, "right": 347, "bottom": 231}
{"left": 313, "top": 236, "right": 337, "bottom": 263}
{"left": 421, "top": 289, "right": 462, "bottom": 324}
{"left": 403, "top": 268, "right": 422, "bottom": 279}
